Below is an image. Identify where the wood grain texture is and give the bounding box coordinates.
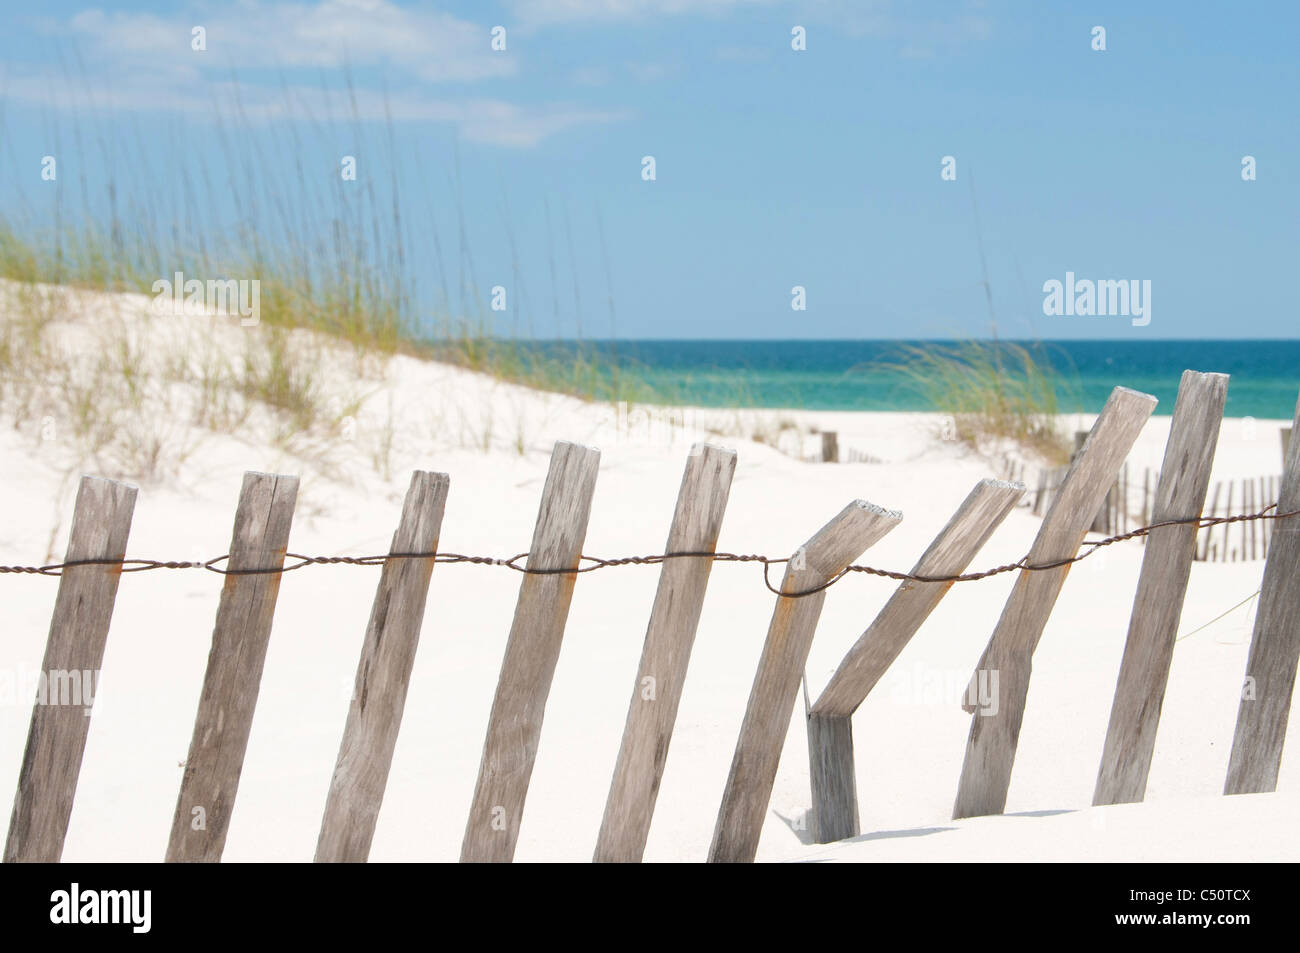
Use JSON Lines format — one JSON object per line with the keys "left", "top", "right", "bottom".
{"left": 1225, "top": 393, "right": 1300, "bottom": 794}
{"left": 708, "top": 499, "right": 903, "bottom": 863}
{"left": 1094, "top": 372, "right": 1227, "bottom": 805}
{"left": 805, "top": 712, "right": 858, "bottom": 844}
{"left": 812, "top": 479, "right": 1026, "bottom": 718}
{"left": 166, "top": 472, "right": 298, "bottom": 862}
{"left": 594, "top": 444, "right": 735, "bottom": 863}
{"left": 315, "top": 470, "right": 450, "bottom": 862}
{"left": 952, "top": 386, "right": 1157, "bottom": 820}
{"left": 461, "top": 441, "right": 600, "bottom": 863}
{"left": 806, "top": 478, "right": 1024, "bottom": 842}
{"left": 4, "top": 476, "right": 137, "bottom": 863}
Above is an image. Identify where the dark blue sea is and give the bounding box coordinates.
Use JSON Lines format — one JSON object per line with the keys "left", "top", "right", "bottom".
{"left": 525, "top": 340, "right": 1300, "bottom": 419}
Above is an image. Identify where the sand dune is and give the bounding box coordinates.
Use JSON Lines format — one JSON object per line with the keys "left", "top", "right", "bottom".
{"left": 0, "top": 284, "right": 1294, "bottom": 862}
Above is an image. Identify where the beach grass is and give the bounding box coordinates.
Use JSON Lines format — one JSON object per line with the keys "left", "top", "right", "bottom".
{"left": 875, "top": 339, "right": 1075, "bottom": 463}
{"left": 0, "top": 75, "right": 688, "bottom": 480}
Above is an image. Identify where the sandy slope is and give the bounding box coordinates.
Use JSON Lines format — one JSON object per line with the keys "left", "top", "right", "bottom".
{"left": 0, "top": 285, "right": 1296, "bottom": 862}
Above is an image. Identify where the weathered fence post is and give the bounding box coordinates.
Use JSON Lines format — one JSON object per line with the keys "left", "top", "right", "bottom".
{"left": 594, "top": 444, "right": 736, "bottom": 863}
{"left": 315, "top": 470, "right": 450, "bottom": 862}
{"left": 461, "top": 441, "right": 600, "bottom": 863}
{"left": 821, "top": 432, "right": 839, "bottom": 463}
{"left": 1282, "top": 427, "right": 1292, "bottom": 470}
{"left": 708, "top": 499, "right": 902, "bottom": 863}
{"left": 1075, "top": 430, "right": 1118, "bottom": 534}
{"left": 4, "top": 476, "right": 137, "bottom": 863}
{"left": 806, "top": 478, "right": 1024, "bottom": 843}
{"left": 1094, "top": 371, "right": 1227, "bottom": 805}
{"left": 953, "top": 386, "right": 1156, "bottom": 820}
{"left": 166, "top": 472, "right": 298, "bottom": 862}
{"left": 1225, "top": 395, "right": 1300, "bottom": 794}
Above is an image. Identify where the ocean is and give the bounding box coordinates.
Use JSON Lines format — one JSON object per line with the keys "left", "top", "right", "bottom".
{"left": 535, "top": 340, "right": 1300, "bottom": 419}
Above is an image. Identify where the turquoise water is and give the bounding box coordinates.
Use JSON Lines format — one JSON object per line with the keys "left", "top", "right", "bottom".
{"left": 517, "top": 340, "right": 1300, "bottom": 419}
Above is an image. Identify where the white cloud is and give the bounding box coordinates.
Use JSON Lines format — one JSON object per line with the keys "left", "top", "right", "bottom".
{"left": 15, "top": 1, "right": 628, "bottom": 146}
{"left": 67, "top": 0, "right": 513, "bottom": 83}
{"left": 235, "top": 85, "right": 630, "bottom": 146}
{"left": 509, "top": 0, "right": 992, "bottom": 58}
{"left": 800, "top": 0, "right": 992, "bottom": 48}
{"left": 8, "top": 68, "right": 627, "bottom": 147}
{"left": 509, "top": 0, "right": 776, "bottom": 26}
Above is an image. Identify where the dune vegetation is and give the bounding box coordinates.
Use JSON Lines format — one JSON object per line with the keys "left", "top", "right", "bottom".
{"left": 875, "top": 339, "right": 1076, "bottom": 464}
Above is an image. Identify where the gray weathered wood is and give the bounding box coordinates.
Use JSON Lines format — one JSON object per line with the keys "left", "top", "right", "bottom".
{"left": 461, "top": 441, "right": 600, "bottom": 863}
{"left": 166, "top": 472, "right": 298, "bottom": 862}
{"left": 708, "top": 499, "right": 902, "bottom": 863}
{"left": 821, "top": 432, "right": 838, "bottom": 463}
{"left": 1093, "top": 371, "right": 1227, "bottom": 806}
{"left": 594, "top": 444, "right": 735, "bottom": 863}
{"left": 1075, "top": 430, "right": 1117, "bottom": 533}
{"left": 813, "top": 480, "right": 1026, "bottom": 719}
{"left": 805, "top": 712, "right": 858, "bottom": 844}
{"left": 1283, "top": 427, "right": 1292, "bottom": 470}
{"left": 806, "top": 478, "right": 1024, "bottom": 842}
{"left": 1225, "top": 394, "right": 1300, "bottom": 794}
{"left": 953, "top": 386, "right": 1157, "bottom": 820}
{"left": 3, "top": 476, "right": 137, "bottom": 863}
{"left": 315, "top": 470, "right": 450, "bottom": 862}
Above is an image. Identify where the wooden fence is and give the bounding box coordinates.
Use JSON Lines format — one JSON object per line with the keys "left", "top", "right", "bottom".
{"left": 4, "top": 371, "right": 1299, "bottom": 862}
{"left": 1032, "top": 466, "right": 1283, "bottom": 562}
{"left": 801, "top": 431, "right": 884, "bottom": 464}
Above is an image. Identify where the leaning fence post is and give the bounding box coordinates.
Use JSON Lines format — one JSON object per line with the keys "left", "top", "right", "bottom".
{"left": 594, "top": 444, "right": 736, "bottom": 863}
{"left": 1075, "top": 430, "right": 1117, "bottom": 534}
{"left": 461, "top": 441, "right": 600, "bottom": 863}
{"left": 165, "top": 472, "right": 298, "bottom": 862}
{"left": 1225, "top": 394, "right": 1300, "bottom": 795}
{"left": 708, "top": 499, "right": 902, "bottom": 863}
{"left": 315, "top": 470, "right": 450, "bottom": 862}
{"left": 3, "top": 476, "right": 137, "bottom": 863}
{"left": 821, "top": 432, "right": 838, "bottom": 463}
{"left": 1093, "top": 371, "right": 1227, "bottom": 806}
{"left": 952, "top": 386, "right": 1157, "bottom": 820}
{"left": 806, "top": 478, "right": 1024, "bottom": 843}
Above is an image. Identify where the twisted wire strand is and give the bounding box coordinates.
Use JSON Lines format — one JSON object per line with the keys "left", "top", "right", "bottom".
{"left": 1, "top": 506, "right": 1295, "bottom": 599}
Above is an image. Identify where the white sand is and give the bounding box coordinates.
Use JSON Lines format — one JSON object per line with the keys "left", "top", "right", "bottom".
{"left": 0, "top": 284, "right": 1295, "bottom": 862}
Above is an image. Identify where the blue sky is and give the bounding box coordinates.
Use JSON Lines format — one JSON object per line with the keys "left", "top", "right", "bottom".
{"left": 1, "top": 0, "right": 1297, "bottom": 340}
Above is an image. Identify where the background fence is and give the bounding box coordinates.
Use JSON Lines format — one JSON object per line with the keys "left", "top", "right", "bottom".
{"left": 3, "top": 369, "right": 1299, "bottom": 862}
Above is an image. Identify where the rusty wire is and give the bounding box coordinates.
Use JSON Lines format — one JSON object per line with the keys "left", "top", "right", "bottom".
{"left": 0, "top": 505, "right": 1295, "bottom": 599}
